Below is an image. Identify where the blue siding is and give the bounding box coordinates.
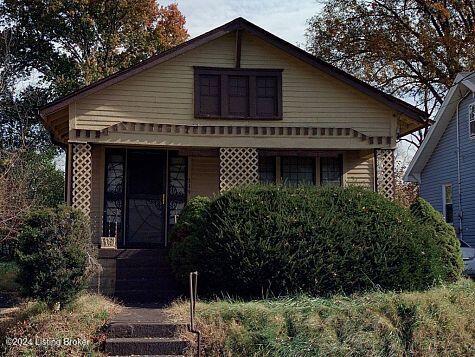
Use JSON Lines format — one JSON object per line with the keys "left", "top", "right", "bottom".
{"left": 420, "top": 94, "right": 475, "bottom": 246}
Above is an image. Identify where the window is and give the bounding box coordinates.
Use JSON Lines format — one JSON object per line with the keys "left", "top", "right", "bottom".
{"left": 443, "top": 184, "right": 453, "bottom": 224}
{"left": 198, "top": 74, "right": 220, "bottom": 116}
{"left": 228, "top": 76, "right": 249, "bottom": 116}
{"left": 194, "top": 67, "right": 282, "bottom": 119}
{"left": 320, "top": 156, "right": 343, "bottom": 186}
{"left": 103, "top": 149, "right": 125, "bottom": 238}
{"left": 281, "top": 157, "right": 315, "bottom": 186}
{"left": 256, "top": 76, "right": 277, "bottom": 117}
{"left": 168, "top": 156, "right": 187, "bottom": 228}
{"left": 470, "top": 104, "right": 475, "bottom": 137}
{"left": 259, "top": 156, "right": 276, "bottom": 183}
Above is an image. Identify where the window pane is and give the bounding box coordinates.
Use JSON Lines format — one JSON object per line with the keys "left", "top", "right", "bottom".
{"left": 445, "top": 204, "right": 453, "bottom": 223}
{"left": 104, "top": 150, "right": 125, "bottom": 238}
{"left": 282, "top": 157, "right": 315, "bottom": 186}
{"left": 470, "top": 120, "right": 475, "bottom": 136}
{"left": 168, "top": 156, "right": 187, "bottom": 227}
{"left": 228, "top": 75, "right": 249, "bottom": 116}
{"left": 259, "top": 156, "right": 276, "bottom": 183}
{"left": 199, "top": 74, "right": 220, "bottom": 115}
{"left": 445, "top": 185, "right": 452, "bottom": 204}
{"left": 256, "top": 76, "right": 277, "bottom": 117}
{"left": 321, "top": 156, "right": 342, "bottom": 186}
{"left": 444, "top": 184, "right": 454, "bottom": 223}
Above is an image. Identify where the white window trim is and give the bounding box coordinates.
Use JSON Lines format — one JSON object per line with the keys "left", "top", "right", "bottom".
{"left": 442, "top": 183, "right": 452, "bottom": 222}
{"left": 469, "top": 103, "right": 475, "bottom": 137}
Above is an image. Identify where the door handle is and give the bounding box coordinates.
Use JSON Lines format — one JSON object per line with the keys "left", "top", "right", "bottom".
{"left": 162, "top": 193, "right": 166, "bottom": 205}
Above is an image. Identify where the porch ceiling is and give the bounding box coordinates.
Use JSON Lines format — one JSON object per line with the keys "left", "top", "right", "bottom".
{"left": 41, "top": 107, "right": 69, "bottom": 146}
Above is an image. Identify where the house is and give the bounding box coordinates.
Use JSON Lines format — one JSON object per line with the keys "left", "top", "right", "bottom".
{"left": 40, "top": 18, "right": 427, "bottom": 299}
{"left": 405, "top": 72, "right": 475, "bottom": 247}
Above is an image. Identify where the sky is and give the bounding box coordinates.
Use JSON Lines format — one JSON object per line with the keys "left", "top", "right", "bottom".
{"left": 161, "top": 0, "right": 321, "bottom": 47}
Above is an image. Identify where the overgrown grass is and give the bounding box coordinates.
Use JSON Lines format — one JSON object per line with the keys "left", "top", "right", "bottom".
{"left": 0, "top": 293, "right": 122, "bottom": 356}
{"left": 0, "top": 261, "right": 20, "bottom": 292}
{"left": 168, "top": 279, "right": 475, "bottom": 356}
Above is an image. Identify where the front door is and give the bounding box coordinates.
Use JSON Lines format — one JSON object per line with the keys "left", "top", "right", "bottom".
{"left": 125, "top": 150, "right": 166, "bottom": 248}
{"left": 103, "top": 148, "right": 187, "bottom": 249}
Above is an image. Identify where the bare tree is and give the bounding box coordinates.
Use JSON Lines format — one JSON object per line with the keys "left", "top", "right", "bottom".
{"left": 0, "top": 29, "right": 13, "bottom": 93}
{"left": 0, "top": 150, "right": 36, "bottom": 244}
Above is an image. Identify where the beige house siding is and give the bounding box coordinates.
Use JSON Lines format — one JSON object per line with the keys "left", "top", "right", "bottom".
{"left": 188, "top": 156, "right": 220, "bottom": 198}
{"left": 71, "top": 31, "right": 397, "bottom": 143}
{"left": 90, "top": 145, "right": 105, "bottom": 244}
{"left": 344, "top": 150, "right": 375, "bottom": 188}
{"left": 240, "top": 33, "right": 395, "bottom": 138}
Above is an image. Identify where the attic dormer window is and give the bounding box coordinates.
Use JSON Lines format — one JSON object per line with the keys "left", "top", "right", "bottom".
{"left": 194, "top": 67, "right": 282, "bottom": 119}
{"left": 470, "top": 103, "right": 475, "bottom": 137}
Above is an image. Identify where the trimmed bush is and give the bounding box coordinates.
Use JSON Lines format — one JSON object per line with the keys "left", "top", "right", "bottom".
{"left": 169, "top": 196, "right": 211, "bottom": 282}
{"left": 410, "top": 198, "right": 463, "bottom": 281}
{"left": 169, "top": 185, "right": 463, "bottom": 297}
{"left": 15, "top": 205, "right": 93, "bottom": 307}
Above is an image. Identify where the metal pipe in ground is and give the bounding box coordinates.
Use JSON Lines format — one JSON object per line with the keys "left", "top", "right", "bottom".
{"left": 189, "top": 271, "right": 201, "bottom": 356}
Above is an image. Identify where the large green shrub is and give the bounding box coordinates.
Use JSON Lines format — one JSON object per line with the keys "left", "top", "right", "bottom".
{"left": 410, "top": 198, "right": 463, "bottom": 280}
{"left": 169, "top": 185, "right": 462, "bottom": 297}
{"left": 15, "top": 205, "right": 93, "bottom": 307}
{"left": 169, "top": 196, "right": 211, "bottom": 283}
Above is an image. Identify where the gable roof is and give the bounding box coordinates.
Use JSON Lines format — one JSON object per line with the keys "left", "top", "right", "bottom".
{"left": 40, "top": 17, "right": 428, "bottom": 131}
{"left": 404, "top": 72, "right": 475, "bottom": 182}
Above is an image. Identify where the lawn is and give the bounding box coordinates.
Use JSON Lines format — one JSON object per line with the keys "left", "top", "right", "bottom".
{"left": 0, "top": 293, "right": 122, "bottom": 357}
{"left": 168, "top": 279, "right": 475, "bottom": 356}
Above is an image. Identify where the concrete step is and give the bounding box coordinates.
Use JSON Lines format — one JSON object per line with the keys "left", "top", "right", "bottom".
{"left": 116, "top": 261, "right": 171, "bottom": 270}
{"left": 105, "top": 337, "right": 188, "bottom": 356}
{"left": 107, "top": 322, "right": 187, "bottom": 338}
{"left": 116, "top": 265, "right": 174, "bottom": 275}
{"left": 113, "top": 291, "right": 181, "bottom": 304}
{"left": 115, "top": 277, "right": 177, "bottom": 288}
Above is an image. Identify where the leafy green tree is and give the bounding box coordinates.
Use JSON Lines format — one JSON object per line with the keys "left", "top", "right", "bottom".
{"left": 0, "top": 1, "right": 188, "bottom": 151}
{"left": 1, "top": 0, "right": 189, "bottom": 96}
{"left": 306, "top": 0, "right": 475, "bottom": 147}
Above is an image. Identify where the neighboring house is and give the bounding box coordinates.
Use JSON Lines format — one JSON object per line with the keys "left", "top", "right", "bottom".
{"left": 40, "top": 18, "right": 427, "bottom": 298}
{"left": 405, "top": 72, "right": 475, "bottom": 247}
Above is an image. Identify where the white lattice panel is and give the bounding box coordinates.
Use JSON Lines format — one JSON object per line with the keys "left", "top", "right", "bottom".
{"left": 376, "top": 149, "right": 395, "bottom": 200}
{"left": 219, "top": 148, "right": 259, "bottom": 191}
{"left": 72, "top": 143, "right": 92, "bottom": 216}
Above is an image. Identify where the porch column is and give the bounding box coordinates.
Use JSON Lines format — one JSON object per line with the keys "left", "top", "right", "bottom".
{"left": 71, "top": 143, "right": 92, "bottom": 216}
{"left": 375, "top": 149, "right": 395, "bottom": 200}
{"left": 219, "top": 147, "right": 259, "bottom": 191}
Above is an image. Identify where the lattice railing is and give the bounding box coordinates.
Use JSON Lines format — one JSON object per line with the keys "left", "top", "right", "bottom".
{"left": 72, "top": 143, "right": 92, "bottom": 216}
{"left": 219, "top": 148, "right": 259, "bottom": 191}
{"left": 376, "top": 149, "right": 395, "bottom": 200}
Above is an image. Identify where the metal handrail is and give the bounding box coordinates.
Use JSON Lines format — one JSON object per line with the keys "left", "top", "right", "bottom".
{"left": 189, "top": 271, "right": 201, "bottom": 356}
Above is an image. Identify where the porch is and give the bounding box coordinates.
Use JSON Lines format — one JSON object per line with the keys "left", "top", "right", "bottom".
{"left": 67, "top": 144, "right": 395, "bottom": 297}
{"left": 67, "top": 145, "right": 395, "bottom": 248}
